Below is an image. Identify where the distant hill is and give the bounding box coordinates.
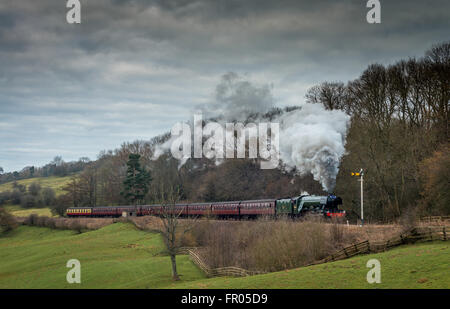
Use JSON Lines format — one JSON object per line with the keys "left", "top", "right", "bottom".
{"left": 0, "top": 175, "right": 73, "bottom": 197}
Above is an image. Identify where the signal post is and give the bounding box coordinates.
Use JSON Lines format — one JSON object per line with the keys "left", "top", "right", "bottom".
{"left": 351, "top": 169, "right": 364, "bottom": 226}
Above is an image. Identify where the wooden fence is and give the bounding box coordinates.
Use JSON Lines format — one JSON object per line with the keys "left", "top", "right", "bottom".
{"left": 419, "top": 216, "right": 450, "bottom": 224}
{"left": 181, "top": 225, "right": 449, "bottom": 278}
{"left": 178, "top": 247, "right": 265, "bottom": 277}
{"left": 314, "top": 225, "right": 448, "bottom": 265}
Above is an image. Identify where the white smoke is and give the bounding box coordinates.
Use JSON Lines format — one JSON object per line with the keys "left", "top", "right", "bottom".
{"left": 198, "top": 72, "right": 274, "bottom": 121}
{"left": 153, "top": 73, "right": 350, "bottom": 192}
{"left": 274, "top": 104, "right": 349, "bottom": 192}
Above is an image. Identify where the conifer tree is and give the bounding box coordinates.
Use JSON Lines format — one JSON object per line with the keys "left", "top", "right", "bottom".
{"left": 121, "top": 154, "right": 151, "bottom": 207}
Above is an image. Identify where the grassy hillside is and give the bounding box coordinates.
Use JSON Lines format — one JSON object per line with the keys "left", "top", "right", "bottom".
{"left": 176, "top": 241, "right": 450, "bottom": 289}
{"left": 0, "top": 223, "right": 448, "bottom": 289}
{"left": 0, "top": 176, "right": 73, "bottom": 196}
{"left": 0, "top": 176, "right": 73, "bottom": 217}
{"left": 0, "top": 223, "right": 205, "bottom": 288}
{"left": 3, "top": 205, "right": 54, "bottom": 217}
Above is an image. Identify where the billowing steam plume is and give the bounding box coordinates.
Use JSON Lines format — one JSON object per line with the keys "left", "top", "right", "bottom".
{"left": 275, "top": 104, "right": 349, "bottom": 192}
{"left": 153, "top": 72, "right": 350, "bottom": 192}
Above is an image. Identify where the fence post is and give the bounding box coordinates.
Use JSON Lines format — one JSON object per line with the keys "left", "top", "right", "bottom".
{"left": 443, "top": 227, "right": 447, "bottom": 241}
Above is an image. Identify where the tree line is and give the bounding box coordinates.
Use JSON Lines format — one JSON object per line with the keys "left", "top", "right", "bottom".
{"left": 0, "top": 156, "right": 90, "bottom": 185}
{"left": 307, "top": 41, "right": 449, "bottom": 221}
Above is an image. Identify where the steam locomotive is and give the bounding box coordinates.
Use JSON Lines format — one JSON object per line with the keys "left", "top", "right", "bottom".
{"left": 66, "top": 194, "right": 345, "bottom": 219}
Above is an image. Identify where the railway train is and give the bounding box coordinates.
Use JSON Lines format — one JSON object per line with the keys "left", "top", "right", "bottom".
{"left": 66, "top": 194, "right": 345, "bottom": 219}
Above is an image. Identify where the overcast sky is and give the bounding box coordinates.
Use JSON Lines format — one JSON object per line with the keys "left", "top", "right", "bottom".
{"left": 0, "top": 0, "right": 449, "bottom": 172}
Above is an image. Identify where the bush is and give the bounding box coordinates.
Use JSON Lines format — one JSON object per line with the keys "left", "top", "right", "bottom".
{"left": 22, "top": 214, "right": 113, "bottom": 232}
{"left": 20, "top": 194, "right": 37, "bottom": 208}
{"left": 51, "top": 194, "right": 71, "bottom": 216}
{"left": 0, "top": 191, "right": 11, "bottom": 206}
{"left": 50, "top": 203, "right": 69, "bottom": 217}
{"left": 188, "top": 219, "right": 338, "bottom": 272}
{"left": 10, "top": 190, "right": 22, "bottom": 205}
{"left": 398, "top": 207, "right": 418, "bottom": 232}
{"left": 0, "top": 207, "right": 18, "bottom": 233}
{"left": 185, "top": 218, "right": 398, "bottom": 272}
{"left": 43, "top": 216, "right": 56, "bottom": 229}
{"left": 28, "top": 182, "right": 41, "bottom": 197}
{"left": 42, "top": 188, "right": 56, "bottom": 206}
{"left": 0, "top": 184, "right": 55, "bottom": 209}
{"left": 24, "top": 214, "right": 38, "bottom": 226}
{"left": 68, "top": 219, "right": 84, "bottom": 234}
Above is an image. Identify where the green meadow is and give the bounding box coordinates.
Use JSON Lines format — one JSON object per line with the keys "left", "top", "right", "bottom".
{"left": 177, "top": 241, "right": 449, "bottom": 289}
{"left": 3, "top": 205, "right": 55, "bottom": 217}
{"left": 0, "top": 176, "right": 74, "bottom": 217}
{"left": 0, "top": 222, "right": 449, "bottom": 289}
{"left": 0, "top": 176, "right": 73, "bottom": 196}
{"left": 0, "top": 223, "right": 205, "bottom": 288}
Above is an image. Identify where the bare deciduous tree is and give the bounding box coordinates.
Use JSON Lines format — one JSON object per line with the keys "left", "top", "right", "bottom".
{"left": 154, "top": 176, "right": 197, "bottom": 281}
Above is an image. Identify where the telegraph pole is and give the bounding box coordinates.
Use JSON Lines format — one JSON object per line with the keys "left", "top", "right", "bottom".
{"left": 360, "top": 168, "right": 364, "bottom": 226}
{"left": 351, "top": 168, "right": 364, "bottom": 226}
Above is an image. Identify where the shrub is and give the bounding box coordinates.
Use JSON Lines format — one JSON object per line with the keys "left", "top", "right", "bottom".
{"left": 22, "top": 214, "right": 113, "bottom": 232}
{"left": 42, "top": 188, "right": 56, "bottom": 206}
{"left": 398, "top": 207, "right": 418, "bottom": 232}
{"left": 10, "top": 190, "right": 22, "bottom": 205}
{"left": 0, "top": 207, "right": 18, "bottom": 233}
{"left": 68, "top": 219, "right": 84, "bottom": 234}
{"left": 51, "top": 194, "right": 71, "bottom": 216}
{"left": 24, "top": 214, "right": 39, "bottom": 226}
{"left": 186, "top": 218, "right": 394, "bottom": 272}
{"left": 28, "top": 182, "right": 41, "bottom": 197}
{"left": 0, "top": 191, "right": 11, "bottom": 206}
{"left": 20, "top": 194, "right": 37, "bottom": 208}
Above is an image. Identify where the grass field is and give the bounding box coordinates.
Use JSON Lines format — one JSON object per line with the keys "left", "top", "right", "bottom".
{"left": 176, "top": 241, "right": 450, "bottom": 289}
{"left": 0, "top": 176, "right": 73, "bottom": 217}
{"left": 0, "top": 223, "right": 448, "bottom": 289}
{"left": 0, "top": 223, "right": 205, "bottom": 288}
{"left": 3, "top": 204, "right": 55, "bottom": 217}
{"left": 0, "top": 176, "right": 73, "bottom": 196}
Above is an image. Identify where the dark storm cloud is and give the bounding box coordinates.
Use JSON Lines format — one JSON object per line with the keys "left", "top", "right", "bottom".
{"left": 0, "top": 0, "right": 449, "bottom": 171}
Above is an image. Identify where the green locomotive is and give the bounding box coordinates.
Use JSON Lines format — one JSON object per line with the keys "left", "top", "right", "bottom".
{"left": 276, "top": 194, "right": 345, "bottom": 218}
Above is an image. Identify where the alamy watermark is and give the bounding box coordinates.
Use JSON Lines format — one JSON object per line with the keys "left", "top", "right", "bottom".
{"left": 66, "top": 1, "right": 381, "bottom": 25}
{"left": 167, "top": 114, "right": 280, "bottom": 170}
{"left": 366, "top": 0, "right": 381, "bottom": 24}
{"left": 66, "top": 259, "right": 81, "bottom": 284}
{"left": 366, "top": 259, "right": 381, "bottom": 284}
{"left": 66, "top": 0, "right": 81, "bottom": 24}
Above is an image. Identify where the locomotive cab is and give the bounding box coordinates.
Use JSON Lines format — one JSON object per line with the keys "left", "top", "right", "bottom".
{"left": 324, "top": 194, "right": 345, "bottom": 218}
{"left": 326, "top": 194, "right": 342, "bottom": 209}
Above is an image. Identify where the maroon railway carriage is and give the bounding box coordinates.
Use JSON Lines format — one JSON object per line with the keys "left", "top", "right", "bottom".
{"left": 66, "top": 195, "right": 345, "bottom": 219}
{"left": 67, "top": 198, "right": 277, "bottom": 218}
{"left": 211, "top": 201, "right": 240, "bottom": 216}
{"left": 184, "top": 203, "right": 211, "bottom": 216}
{"left": 239, "top": 199, "right": 276, "bottom": 216}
